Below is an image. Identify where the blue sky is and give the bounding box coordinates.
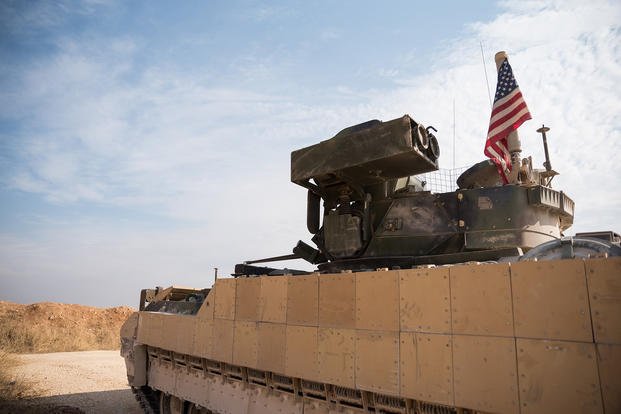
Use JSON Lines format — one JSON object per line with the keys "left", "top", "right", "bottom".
{"left": 1, "top": 0, "right": 620, "bottom": 307}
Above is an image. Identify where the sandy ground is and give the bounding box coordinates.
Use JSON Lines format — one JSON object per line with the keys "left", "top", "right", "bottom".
{"left": 3, "top": 350, "right": 142, "bottom": 414}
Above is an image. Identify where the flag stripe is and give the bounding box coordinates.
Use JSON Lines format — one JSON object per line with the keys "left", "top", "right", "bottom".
{"left": 485, "top": 140, "right": 511, "bottom": 183}
{"left": 488, "top": 110, "right": 532, "bottom": 143}
{"left": 487, "top": 105, "right": 531, "bottom": 140}
{"left": 488, "top": 92, "right": 526, "bottom": 128}
{"left": 490, "top": 89, "right": 524, "bottom": 118}
{"left": 496, "top": 139, "right": 509, "bottom": 154}
{"left": 484, "top": 139, "right": 510, "bottom": 160}
{"left": 488, "top": 102, "right": 528, "bottom": 136}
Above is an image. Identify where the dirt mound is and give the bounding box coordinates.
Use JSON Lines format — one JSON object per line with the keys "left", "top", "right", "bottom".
{"left": 0, "top": 301, "right": 135, "bottom": 354}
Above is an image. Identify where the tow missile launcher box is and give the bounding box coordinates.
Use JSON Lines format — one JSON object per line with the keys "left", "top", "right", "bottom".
{"left": 291, "top": 115, "right": 439, "bottom": 187}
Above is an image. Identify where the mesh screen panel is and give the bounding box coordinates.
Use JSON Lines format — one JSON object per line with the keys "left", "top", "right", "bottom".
{"left": 418, "top": 166, "right": 468, "bottom": 193}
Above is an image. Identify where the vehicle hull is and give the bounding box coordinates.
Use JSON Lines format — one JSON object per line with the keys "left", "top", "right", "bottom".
{"left": 121, "top": 257, "right": 621, "bottom": 414}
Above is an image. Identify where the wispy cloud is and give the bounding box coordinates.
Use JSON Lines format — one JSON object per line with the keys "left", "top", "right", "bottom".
{"left": 3, "top": 0, "right": 620, "bottom": 223}
{"left": 242, "top": 4, "right": 295, "bottom": 22}
{"left": 319, "top": 28, "right": 342, "bottom": 41}
{"left": 0, "top": 0, "right": 117, "bottom": 36}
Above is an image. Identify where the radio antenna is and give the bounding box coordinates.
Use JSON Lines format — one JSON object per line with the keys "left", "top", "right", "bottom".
{"left": 480, "top": 41, "right": 493, "bottom": 109}
{"left": 452, "top": 98, "right": 456, "bottom": 169}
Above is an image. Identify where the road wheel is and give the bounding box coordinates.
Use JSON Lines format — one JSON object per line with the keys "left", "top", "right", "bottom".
{"left": 187, "top": 404, "right": 210, "bottom": 414}
{"left": 159, "top": 392, "right": 171, "bottom": 414}
{"left": 169, "top": 396, "right": 184, "bottom": 414}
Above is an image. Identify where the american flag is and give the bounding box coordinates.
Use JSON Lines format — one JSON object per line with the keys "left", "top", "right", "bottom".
{"left": 484, "top": 58, "right": 531, "bottom": 184}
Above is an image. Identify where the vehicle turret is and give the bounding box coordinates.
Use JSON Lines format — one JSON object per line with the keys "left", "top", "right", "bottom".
{"left": 239, "top": 114, "right": 586, "bottom": 275}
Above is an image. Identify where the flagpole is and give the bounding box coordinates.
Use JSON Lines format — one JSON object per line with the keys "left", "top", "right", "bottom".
{"left": 452, "top": 98, "right": 456, "bottom": 170}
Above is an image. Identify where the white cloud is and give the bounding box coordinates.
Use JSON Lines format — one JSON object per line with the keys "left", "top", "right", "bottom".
{"left": 242, "top": 4, "right": 295, "bottom": 22}
{"left": 0, "top": 0, "right": 117, "bottom": 36}
{"left": 320, "top": 29, "right": 342, "bottom": 41}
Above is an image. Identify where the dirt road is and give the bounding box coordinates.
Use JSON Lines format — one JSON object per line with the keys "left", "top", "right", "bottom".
{"left": 4, "top": 350, "right": 142, "bottom": 414}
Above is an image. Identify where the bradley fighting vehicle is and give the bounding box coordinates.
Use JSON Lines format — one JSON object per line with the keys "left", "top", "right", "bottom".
{"left": 121, "top": 55, "right": 621, "bottom": 414}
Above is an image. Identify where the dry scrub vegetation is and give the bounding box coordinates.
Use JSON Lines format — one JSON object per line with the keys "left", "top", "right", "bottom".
{"left": 0, "top": 301, "right": 134, "bottom": 353}
{"left": 0, "top": 301, "right": 134, "bottom": 404}
{"left": 0, "top": 351, "right": 38, "bottom": 401}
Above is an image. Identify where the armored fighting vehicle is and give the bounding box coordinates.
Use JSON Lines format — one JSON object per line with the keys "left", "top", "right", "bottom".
{"left": 121, "top": 57, "right": 621, "bottom": 414}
